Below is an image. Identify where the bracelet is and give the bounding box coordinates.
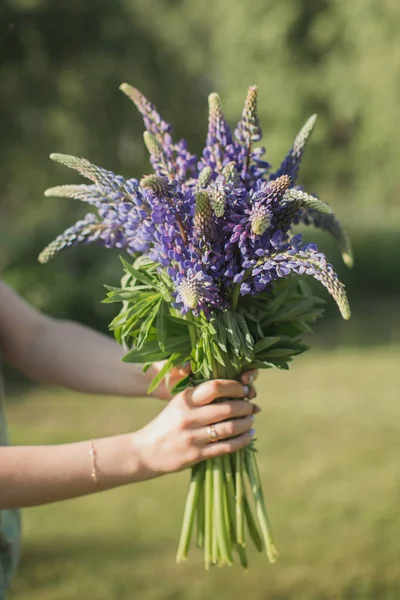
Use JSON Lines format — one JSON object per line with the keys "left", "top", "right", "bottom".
{"left": 89, "top": 439, "right": 100, "bottom": 492}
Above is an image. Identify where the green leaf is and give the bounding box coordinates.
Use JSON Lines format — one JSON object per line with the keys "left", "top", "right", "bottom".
{"left": 120, "top": 256, "right": 157, "bottom": 288}
{"left": 222, "top": 311, "right": 242, "bottom": 356}
{"left": 136, "top": 300, "right": 161, "bottom": 349}
{"left": 253, "top": 336, "right": 281, "bottom": 354}
{"left": 119, "top": 295, "right": 162, "bottom": 338}
{"left": 247, "top": 361, "right": 275, "bottom": 370}
{"left": 267, "top": 280, "right": 296, "bottom": 313}
{"left": 122, "top": 336, "right": 190, "bottom": 363}
{"left": 171, "top": 375, "right": 192, "bottom": 394}
{"left": 211, "top": 341, "right": 226, "bottom": 367}
{"left": 260, "top": 348, "right": 298, "bottom": 358}
{"left": 147, "top": 353, "right": 182, "bottom": 394}
{"left": 258, "top": 345, "right": 307, "bottom": 360}
{"left": 216, "top": 313, "right": 228, "bottom": 353}
{"left": 156, "top": 301, "right": 167, "bottom": 351}
{"left": 269, "top": 359, "right": 291, "bottom": 370}
{"left": 236, "top": 313, "right": 254, "bottom": 356}
{"left": 103, "top": 287, "right": 156, "bottom": 304}
{"left": 208, "top": 318, "right": 217, "bottom": 335}
{"left": 263, "top": 297, "right": 319, "bottom": 324}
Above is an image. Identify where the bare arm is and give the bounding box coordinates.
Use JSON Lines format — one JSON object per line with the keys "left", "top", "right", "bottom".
{"left": 0, "top": 280, "right": 161, "bottom": 397}
{"left": 0, "top": 380, "right": 258, "bottom": 510}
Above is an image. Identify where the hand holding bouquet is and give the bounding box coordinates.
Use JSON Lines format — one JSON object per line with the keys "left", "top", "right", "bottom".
{"left": 40, "top": 84, "right": 351, "bottom": 569}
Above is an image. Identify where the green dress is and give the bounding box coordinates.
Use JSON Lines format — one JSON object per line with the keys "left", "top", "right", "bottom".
{"left": 0, "top": 362, "right": 21, "bottom": 598}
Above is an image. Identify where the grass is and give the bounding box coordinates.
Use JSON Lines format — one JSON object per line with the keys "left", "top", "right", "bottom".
{"left": 6, "top": 346, "right": 400, "bottom": 600}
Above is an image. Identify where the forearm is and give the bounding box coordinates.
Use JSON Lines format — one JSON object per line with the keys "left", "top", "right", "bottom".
{"left": 24, "top": 318, "right": 149, "bottom": 397}
{"left": 0, "top": 280, "right": 150, "bottom": 396}
{"left": 0, "top": 433, "right": 144, "bottom": 510}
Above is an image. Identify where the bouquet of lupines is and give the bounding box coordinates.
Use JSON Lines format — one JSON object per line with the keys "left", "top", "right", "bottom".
{"left": 39, "top": 83, "right": 352, "bottom": 569}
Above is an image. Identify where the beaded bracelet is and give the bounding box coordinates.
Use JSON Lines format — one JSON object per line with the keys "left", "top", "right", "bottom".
{"left": 89, "top": 439, "right": 100, "bottom": 492}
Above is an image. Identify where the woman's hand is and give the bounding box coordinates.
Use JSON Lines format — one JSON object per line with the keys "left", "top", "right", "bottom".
{"left": 131, "top": 378, "right": 259, "bottom": 479}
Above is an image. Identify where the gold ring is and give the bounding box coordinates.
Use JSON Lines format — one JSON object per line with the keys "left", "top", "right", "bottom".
{"left": 207, "top": 424, "right": 218, "bottom": 443}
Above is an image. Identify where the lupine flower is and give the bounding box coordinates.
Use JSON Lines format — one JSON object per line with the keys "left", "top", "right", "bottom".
{"left": 38, "top": 213, "right": 102, "bottom": 263}
{"left": 270, "top": 114, "right": 317, "bottom": 184}
{"left": 173, "top": 266, "right": 221, "bottom": 316}
{"left": 40, "top": 84, "right": 352, "bottom": 319}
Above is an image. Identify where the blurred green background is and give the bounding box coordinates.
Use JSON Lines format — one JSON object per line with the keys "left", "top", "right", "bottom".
{"left": 1, "top": 0, "right": 400, "bottom": 598}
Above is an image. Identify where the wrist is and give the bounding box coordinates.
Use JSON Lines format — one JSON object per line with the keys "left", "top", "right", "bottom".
{"left": 128, "top": 429, "right": 157, "bottom": 483}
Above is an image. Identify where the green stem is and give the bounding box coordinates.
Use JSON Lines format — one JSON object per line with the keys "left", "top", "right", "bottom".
{"left": 176, "top": 464, "right": 202, "bottom": 563}
{"left": 214, "top": 457, "right": 234, "bottom": 565}
{"left": 235, "top": 450, "right": 245, "bottom": 547}
{"left": 224, "top": 455, "right": 249, "bottom": 570}
{"left": 185, "top": 311, "right": 198, "bottom": 350}
{"left": 244, "top": 495, "right": 263, "bottom": 552}
{"left": 197, "top": 463, "right": 205, "bottom": 548}
{"left": 204, "top": 459, "right": 213, "bottom": 569}
{"left": 231, "top": 284, "right": 241, "bottom": 312}
{"left": 245, "top": 447, "right": 279, "bottom": 563}
{"left": 211, "top": 462, "right": 218, "bottom": 565}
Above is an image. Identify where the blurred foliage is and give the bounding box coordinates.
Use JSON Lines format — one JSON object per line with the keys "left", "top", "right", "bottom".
{"left": 0, "top": 0, "right": 399, "bottom": 340}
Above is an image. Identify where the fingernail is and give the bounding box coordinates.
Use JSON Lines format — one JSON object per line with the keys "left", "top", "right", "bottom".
{"left": 243, "top": 385, "right": 250, "bottom": 397}
{"left": 250, "top": 414, "right": 255, "bottom": 422}
{"left": 248, "top": 373, "right": 254, "bottom": 384}
{"left": 249, "top": 428, "right": 255, "bottom": 437}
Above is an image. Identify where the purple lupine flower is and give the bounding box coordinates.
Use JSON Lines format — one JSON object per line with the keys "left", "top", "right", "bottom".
{"left": 41, "top": 84, "right": 351, "bottom": 319}
{"left": 173, "top": 266, "right": 221, "bottom": 316}
{"left": 38, "top": 213, "right": 102, "bottom": 263}
{"left": 120, "top": 83, "right": 197, "bottom": 184}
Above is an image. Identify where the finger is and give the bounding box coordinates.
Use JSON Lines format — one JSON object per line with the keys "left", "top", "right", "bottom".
{"left": 191, "top": 399, "right": 259, "bottom": 427}
{"left": 176, "top": 362, "right": 192, "bottom": 377}
{"left": 190, "top": 379, "right": 250, "bottom": 407}
{"left": 240, "top": 370, "right": 258, "bottom": 385}
{"left": 200, "top": 430, "right": 255, "bottom": 459}
{"left": 196, "top": 415, "right": 254, "bottom": 446}
{"left": 245, "top": 384, "right": 257, "bottom": 400}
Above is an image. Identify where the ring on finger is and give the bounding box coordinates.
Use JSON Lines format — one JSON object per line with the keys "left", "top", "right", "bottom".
{"left": 207, "top": 423, "right": 219, "bottom": 443}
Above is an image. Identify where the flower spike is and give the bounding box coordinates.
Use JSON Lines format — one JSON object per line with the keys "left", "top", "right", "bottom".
{"left": 207, "top": 93, "right": 232, "bottom": 151}
{"left": 143, "top": 131, "right": 170, "bottom": 178}
{"left": 271, "top": 114, "right": 317, "bottom": 184}
{"left": 38, "top": 214, "right": 102, "bottom": 263}
{"left": 49, "top": 154, "right": 121, "bottom": 189}
{"left": 119, "top": 83, "right": 172, "bottom": 140}
{"left": 235, "top": 85, "right": 262, "bottom": 145}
